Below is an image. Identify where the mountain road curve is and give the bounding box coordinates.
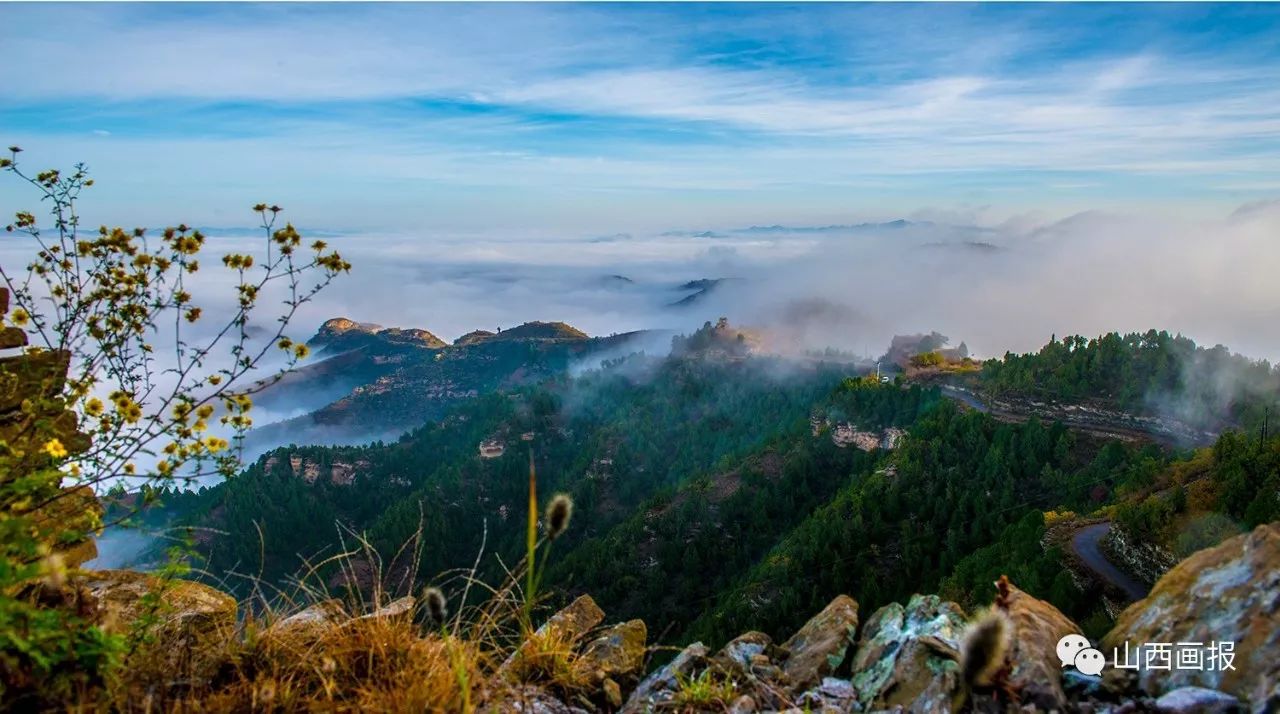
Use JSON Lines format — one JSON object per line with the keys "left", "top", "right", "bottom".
{"left": 1071, "top": 522, "right": 1149, "bottom": 602}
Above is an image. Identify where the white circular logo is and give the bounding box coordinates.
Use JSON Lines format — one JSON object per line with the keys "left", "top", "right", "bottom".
{"left": 1056, "top": 633, "right": 1091, "bottom": 668}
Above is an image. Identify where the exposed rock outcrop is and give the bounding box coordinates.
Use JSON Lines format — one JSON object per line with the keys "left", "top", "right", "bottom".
{"left": 308, "top": 317, "right": 447, "bottom": 350}
{"left": 1001, "top": 582, "right": 1083, "bottom": 710}
{"left": 1102, "top": 522, "right": 1280, "bottom": 705}
{"left": 455, "top": 329, "right": 497, "bottom": 346}
{"left": 622, "top": 642, "right": 709, "bottom": 713}
{"left": 1103, "top": 523, "right": 1178, "bottom": 586}
{"left": 489, "top": 321, "right": 590, "bottom": 342}
{"left": 83, "top": 569, "right": 237, "bottom": 682}
{"left": 0, "top": 300, "right": 100, "bottom": 567}
{"left": 308, "top": 316, "right": 383, "bottom": 345}
{"left": 781, "top": 594, "right": 859, "bottom": 695}
{"left": 263, "top": 598, "right": 347, "bottom": 642}
{"left": 849, "top": 594, "right": 966, "bottom": 712}
{"left": 377, "top": 327, "right": 448, "bottom": 348}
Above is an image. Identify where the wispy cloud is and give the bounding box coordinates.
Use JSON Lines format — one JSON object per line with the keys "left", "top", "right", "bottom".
{"left": 2, "top": 3, "right": 1279, "bottom": 230}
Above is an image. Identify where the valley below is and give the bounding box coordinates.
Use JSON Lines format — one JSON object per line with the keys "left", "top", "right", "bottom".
{"left": 89, "top": 319, "right": 1280, "bottom": 711}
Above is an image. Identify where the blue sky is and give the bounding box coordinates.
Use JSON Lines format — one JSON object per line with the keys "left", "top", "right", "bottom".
{"left": 3, "top": 3, "right": 1280, "bottom": 233}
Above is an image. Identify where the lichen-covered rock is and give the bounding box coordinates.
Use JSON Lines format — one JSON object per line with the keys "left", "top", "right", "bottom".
{"left": 1102, "top": 523, "right": 1280, "bottom": 706}
{"left": 714, "top": 631, "right": 773, "bottom": 671}
{"left": 1001, "top": 582, "right": 1082, "bottom": 710}
{"left": 32, "top": 485, "right": 102, "bottom": 567}
{"left": 622, "top": 641, "right": 709, "bottom": 713}
{"left": 849, "top": 593, "right": 967, "bottom": 713}
{"left": 501, "top": 594, "right": 608, "bottom": 680}
{"left": 578, "top": 619, "right": 647, "bottom": 685}
{"left": 780, "top": 594, "right": 859, "bottom": 695}
{"left": 541, "top": 594, "right": 605, "bottom": 640}
{"left": 82, "top": 569, "right": 236, "bottom": 681}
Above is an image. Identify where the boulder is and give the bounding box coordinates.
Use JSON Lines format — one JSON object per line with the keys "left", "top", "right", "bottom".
{"left": 780, "top": 594, "right": 859, "bottom": 695}
{"left": 500, "top": 595, "right": 607, "bottom": 682}
{"left": 849, "top": 593, "right": 967, "bottom": 713}
{"left": 794, "top": 676, "right": 858, "bottom": 712}
{"left": 1102, "top": 523, "right": 1280, "bottom": 705}
{"left": 622, "top": 641, "right": 709, "bottom": 713}
{"left": 1001, "top": 582, "right": 1083, "bottom": 709}
{"left": 714, "top": 631, "right": 773, "bottom": 671}
{"left": 539, "top": 594, "right": 605, "bottom": 641}
{"left": 82, "top": 569, "right": 236, "bottom": 682}
{"left": 578, "top": 619, "right": 647, "bottom": 685}
{"left": 709, "top": 630, "right": 790, "bottom": 709}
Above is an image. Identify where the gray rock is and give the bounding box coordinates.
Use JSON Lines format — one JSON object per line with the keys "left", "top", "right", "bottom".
{"left": 1154, "top": 687, "right": 1242, "bottom": 714}
{"left": 781, "top": 594, "right": 860, "bottom": 695}
{"left": 849, "top": 594, "right": 966, "bottom": 714}
{"left": 716, "top": 631, "right": 772, "bottom": 670}
{"left": 264, "top": 598, "right": 345, "bottom": 641}
{"left": 1103, "top": 523, "right": 1280, "bottom": 703}
{"left": 578, "top": 619, "right": 647, "bottom": 684}
{"left": 795, "top": 676, "right": 858, "bottom": 712}
{"left": 621, "top": 641, "right": 709, "bottom": 713}
{"left": 498, "top": 685, "right": 591, "bottom": 714}
{"left": 356, "top": 595, "right": 414, "bottom": 621}
{"left": 1062, "top": 668, "right": 1106, "bottom": 698}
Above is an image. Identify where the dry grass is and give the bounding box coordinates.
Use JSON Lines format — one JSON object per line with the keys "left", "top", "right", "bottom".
{"left": 85, "top": 473, "right": 598, "bottom": 712}
{"left": 503, "top": 622, "right": 592, "bottom": 695}
{"left": 210, "top": 616, "right": 479, "bottom": 712}
{"left": 99, "top": 587, "right": 485, "bottom": 712}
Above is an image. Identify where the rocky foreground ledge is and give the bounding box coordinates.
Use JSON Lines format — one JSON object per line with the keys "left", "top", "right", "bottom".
{"left": 609, "top": 521, "right": 1275, "bottom": 713}
{"left": 48, "top": 522, "right": 1278, "bottom": 712}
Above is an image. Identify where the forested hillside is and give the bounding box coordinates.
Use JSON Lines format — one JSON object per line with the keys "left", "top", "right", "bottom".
{"left": 170, "top": 354, "right": 849, "bottom": 598}
{"left": 125, "top": 327, "right": 1279, "bottom": 659}
{"left": 686, "top": 403, "right": 1160, "bottom": 645}
{"left": 980, "top": 329, "right": 1280, "bottom": 431}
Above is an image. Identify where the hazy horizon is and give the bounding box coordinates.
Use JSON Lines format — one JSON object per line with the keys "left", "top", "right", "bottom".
{"left": 4, "top": 3, "right": 1280, "bottom": 361}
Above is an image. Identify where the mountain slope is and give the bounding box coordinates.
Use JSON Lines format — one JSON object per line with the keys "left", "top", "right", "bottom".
{"left": 246, "top": 319, "right": 648, "bottom": 452}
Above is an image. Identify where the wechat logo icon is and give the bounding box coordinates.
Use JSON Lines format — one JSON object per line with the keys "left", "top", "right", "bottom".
{"left": 1057, "top": 634, "right": 1106, "bottom": 676}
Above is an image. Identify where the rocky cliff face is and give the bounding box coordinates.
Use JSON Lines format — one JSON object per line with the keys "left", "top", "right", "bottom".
{"left": 1102, "top": 524, "right": 1178, "bottom": 586}
{"left": 308, "top": 317, "right": 448, "bottom": 351}
{"left": 0, "top": 289, "right": 100, "bottom": 568}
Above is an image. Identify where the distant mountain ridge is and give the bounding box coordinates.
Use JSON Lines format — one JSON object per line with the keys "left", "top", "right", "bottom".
{"left": 309, "top": 317, "right": 448, "bottom": 350}
{"left": 249, "top": 318, "right": 646, "bottom": 453}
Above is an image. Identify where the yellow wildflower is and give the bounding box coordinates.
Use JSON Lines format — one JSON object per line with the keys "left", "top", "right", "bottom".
{"left": 42, "top": 438, "right": 68, "bottom": 459}
{"left": 84, "top": 398, "right": 104, "bottom": 417}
